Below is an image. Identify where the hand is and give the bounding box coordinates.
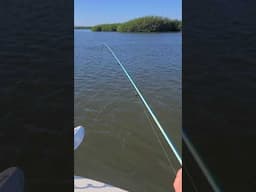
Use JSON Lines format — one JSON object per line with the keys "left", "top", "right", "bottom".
{"left": 173, "top": 168, "right": 182, "bottom": 192}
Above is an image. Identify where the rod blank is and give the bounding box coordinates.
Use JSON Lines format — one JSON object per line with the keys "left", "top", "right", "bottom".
{"left": 104, "top": 43, "right": 182, "bottom": 166}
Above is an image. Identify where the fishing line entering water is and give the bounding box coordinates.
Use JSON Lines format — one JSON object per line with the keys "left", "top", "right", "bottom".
{"left": 103, "top": 43, "right": 182, "bottom": 166}
{"left": 143, "top": 107, "right": 177, "bottom": 175}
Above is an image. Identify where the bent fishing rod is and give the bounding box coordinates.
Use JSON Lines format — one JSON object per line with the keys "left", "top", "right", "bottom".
{"left": 103, "top": 43, "right": 221, "bottom": 192}
{"left": 103, "top": 43, "right": 182, "bottom": 166}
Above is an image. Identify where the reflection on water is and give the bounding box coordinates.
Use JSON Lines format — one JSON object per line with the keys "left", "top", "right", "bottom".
{"left": 75, "top": 30, "right": 181, "bottom": 192}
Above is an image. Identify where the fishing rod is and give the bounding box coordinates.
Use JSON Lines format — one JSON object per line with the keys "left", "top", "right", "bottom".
{"left": 104, "top": 43, "right": 221, "bottom": 191}
{"left": 103, "top": 43, "right": 182, "bottom": 166}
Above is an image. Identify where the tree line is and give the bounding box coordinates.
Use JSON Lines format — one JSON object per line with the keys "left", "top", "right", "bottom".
{"left": 90, "top": 16, "right": 182, "bottom": 32}
{"left": 74, "top": 26, "right": 92, "bottom": 29}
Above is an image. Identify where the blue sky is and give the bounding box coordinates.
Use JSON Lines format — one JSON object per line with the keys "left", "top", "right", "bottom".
{"left": 75, "top": 0, "right": 182, "bottom": 26}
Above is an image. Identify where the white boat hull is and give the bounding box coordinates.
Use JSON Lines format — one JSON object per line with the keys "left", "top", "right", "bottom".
{"left": 74, "top": 176, "right": 128, "bottom": 192}
{"left": 74, "top": 126, "right": 85, "bottom": 150}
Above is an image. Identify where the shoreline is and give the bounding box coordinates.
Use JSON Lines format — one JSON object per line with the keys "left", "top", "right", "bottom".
{"left": 74, "top": 28, "right": 182, "bottom": 33}
{"left": 75, "top": 16, "right": 182, "bottom": 33}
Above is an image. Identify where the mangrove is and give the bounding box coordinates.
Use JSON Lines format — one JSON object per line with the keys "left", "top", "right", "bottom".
{"left": 90, "top": 16, "right": 182, "bottom": 32}
{"left": 74, "top": 26, "right": 92, "bottom": 29}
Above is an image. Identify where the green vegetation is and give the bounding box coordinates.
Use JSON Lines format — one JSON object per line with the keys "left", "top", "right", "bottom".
{"left": 91, "top": 23, "right": 120, "bottom": 32}
{"left": 117, "top": 16, "right": 181, "bottom": 32}
{"left": 90, "top": 16, "right": 182, "bottom": 32}
{"left": 74, "top": 26, "right": 92, "bottom": 29}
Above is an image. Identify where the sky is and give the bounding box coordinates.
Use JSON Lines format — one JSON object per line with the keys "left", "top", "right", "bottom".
{"left": 74, "top": 0, "right": 182, "bottom": 26}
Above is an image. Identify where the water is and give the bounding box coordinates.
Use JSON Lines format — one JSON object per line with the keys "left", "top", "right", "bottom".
{"left": 74, "top": 30, "right": 181, "bottom": 192}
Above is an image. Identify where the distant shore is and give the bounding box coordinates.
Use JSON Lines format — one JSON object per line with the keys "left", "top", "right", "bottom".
{"left": 74, "top": 26, "right": 91, "bottom": 29}
{"left": 74, "top": 16, "right": 182, "bottom": 32}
